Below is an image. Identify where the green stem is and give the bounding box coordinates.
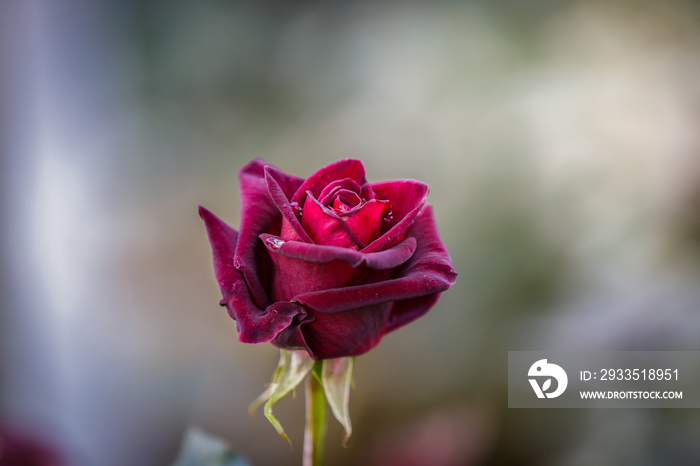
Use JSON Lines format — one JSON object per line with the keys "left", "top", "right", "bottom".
{"left": 303, "top": 361, "right": 326, "bottom": 466}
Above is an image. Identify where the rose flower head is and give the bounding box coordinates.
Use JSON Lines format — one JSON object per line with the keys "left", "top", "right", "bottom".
{"left": 200, "top": 159, "right": 456, "bottom": 359}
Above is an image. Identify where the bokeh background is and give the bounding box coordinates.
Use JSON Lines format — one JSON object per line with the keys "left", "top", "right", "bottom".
{"left": 3, "top": 0, "right": 700, "bottom": 465}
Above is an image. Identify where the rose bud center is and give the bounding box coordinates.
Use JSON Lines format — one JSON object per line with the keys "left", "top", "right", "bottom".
{"left": 299, "top": 184, "right": 392, "bottom": 250}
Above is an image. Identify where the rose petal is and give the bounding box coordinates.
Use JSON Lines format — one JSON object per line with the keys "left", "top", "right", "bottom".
{"left": 233, "top": 159, "right": 290, "bottom": 308}
{"left": 331, "top": 190, "right": 362, "bottom": 212}
{"left": 294, "top": 205, "right": 457, "bottom": 314}
{"left": 291, "top": 159, "right": 366, "bottom": 207}
{"left": 199, "top": 206, "right": 241, "bottom": 297}
{"left": 264, "top": 166, "right": 312, "bottom": 243}
{"left": 199, "top": 206, "right": 307, "bottom": 343}
{"left": 262, "top": 238, "right": 355, "bottom": 302}
{"left": 260, "top": 234, "right": 417, "bottom": 270}
{"left": 360, "top": 183, "right": 376, "bottom": 201}
{"left": 232, "top": 298, "right": 308, "bottom": 344}
{"left": 318, "top": 178, "right": 363, "bottom": 205}
{"left": 341, "top": 199, "right": 390, "bottom": 246}
{"left": 302, "top": 192, "right": 365, "bottom": 249}
{"left": 300, "top": 302, "right": 393, "bottom": 359}
{"left": 385, "top": 293, "right": 442, "bottom": 333}
{"left": 271, "top": 314, "right": 312, "bottom": 351}
{"left": 361, "top": 180, "right": 429, "bottom": 254}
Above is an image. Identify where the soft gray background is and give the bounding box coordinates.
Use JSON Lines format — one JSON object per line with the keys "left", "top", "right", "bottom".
{"left": 3, "top": 0, "right": 700, "bottom": 465}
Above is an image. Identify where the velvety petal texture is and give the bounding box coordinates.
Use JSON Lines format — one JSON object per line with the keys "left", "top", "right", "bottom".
{"left": 199, "top": 206, "right": 306, "bottom": 344}
{"left": 200, "top": 159, "right": 456, "bottom": 359}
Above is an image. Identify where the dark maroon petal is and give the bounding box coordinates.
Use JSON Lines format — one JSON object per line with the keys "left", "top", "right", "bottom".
{"left": 200, "top": 206, "right": 306, "bottom": 343}
{"left": 199, "top": 206, "right": 241, "bottom": 298}
{"left": 385, "top": 292, "right": 441, "bottom": 333}
{"left": 300, "top": 302, "right": 393, "bottom": 359}
{"left": 302, "top": 192, "right": 365, "bottom": 249}
{"left": 226, "top": 286, "right": 307, "bottom": 344}
{"left": 271, "top": 313, "right": 312, "bottom": 351}
{"left": 360, "top": 183, "right": 376, "bottom": 200}
{"left": 294, "top": 205, "right": 456, "bottom": 314}
{"left": 260, "top": 234, "right": 416, "bottom": 269}
{"left": 261, "top": 232, "right": 355, "bottom": 303}
{"left": 318, "top": 178, "right": 363, "bottom": 205}
{"left": 263, "top": 166, "right": 312, "bottom": 243}
{"left": 361, "top": 180, "right": 429, "bottom": 254}
{"left": 291, "top": 159, "right": 366, "bottom": 206}
{"left": 234, "top": 159, "right": 293, "bottom": 307}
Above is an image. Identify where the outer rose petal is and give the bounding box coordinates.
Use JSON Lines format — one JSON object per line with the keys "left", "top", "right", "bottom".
{"left": 234, "top": 159, "right": 303, "bottom": 307}
{"left": 294, "top": 204, "right": 456, "bottom": 322}
{"left": 300, "top": 302, "right": 393, "bottom": 359}
{"left": 199, "top": 206, "right": 306, "bottom": 343}
{"left": 260, "top": 234, "right": 406, "bottom": 302}
{"left": 385, "top": 292, "right": 441, "bottom": 333}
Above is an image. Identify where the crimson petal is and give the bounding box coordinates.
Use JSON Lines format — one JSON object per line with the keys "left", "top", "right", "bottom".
{"left": 302, "top": 193, "right": 365, "bottom": 249}
{"left": 318, "top": 178, "right": 363, "bottom": 205}
{"left": 341, "top": 199, "right": 390, "bottom": 246}
{"left": 264, "top": 166, "right": 312, "bottom": 243}
{"left": 291, "top": 159, "right": 366, "bottom": 206}
{"left": 362, "top": 180, "right": 429, "bottom": 254}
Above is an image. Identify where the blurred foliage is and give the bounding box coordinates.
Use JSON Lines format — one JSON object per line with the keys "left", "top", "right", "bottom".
{"left": 172, "top": 428, "right": 251, "bottom": 466}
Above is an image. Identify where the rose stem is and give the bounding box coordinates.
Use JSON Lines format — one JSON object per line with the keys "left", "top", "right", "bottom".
{"left": 303, "top": 360, "right": 326, "bottom": 466}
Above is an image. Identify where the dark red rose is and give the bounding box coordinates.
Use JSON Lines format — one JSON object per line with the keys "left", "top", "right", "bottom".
{"left": 200, "top": 159, "right": 456, "bottom": 359}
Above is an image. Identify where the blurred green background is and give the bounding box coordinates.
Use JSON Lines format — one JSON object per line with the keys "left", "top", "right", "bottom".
{"left": 3, "top": 0, "right": 700, "bottom": 465}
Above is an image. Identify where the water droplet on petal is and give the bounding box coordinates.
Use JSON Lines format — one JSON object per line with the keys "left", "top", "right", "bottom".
{"left": 290, "top": 201, "right": 303, "bottom": 218}
{"left": 266, "top": 237, "right": 285, "bottom": 250}
{"left": 383, "top": 209, "right": 394, "bottom": 222}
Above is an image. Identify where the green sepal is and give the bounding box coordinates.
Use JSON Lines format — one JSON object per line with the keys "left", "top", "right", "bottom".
{"left": 248, "top": 349, "right": 315, "bottom": 443}
{"left": 321, "top": 357, "right": 354, "bottom": 445}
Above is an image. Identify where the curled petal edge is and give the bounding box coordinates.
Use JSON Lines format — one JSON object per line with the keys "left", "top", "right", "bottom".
{"left": 291, "top": 159, "right": 367, "bottom": 206}
{"left": 264, "top": 166, "right": 313, "bottom": 243}
{"left": 200, "top": 205, "right": 307, "bottom": 344}
{"left": 260, "top": 233, "right": 417, "bottom": 270}
{"left": 234, "top": 159, "right": 284, "bottom": 308}
{"left": 362, "top": 180, "right": 429, "bottom": 254}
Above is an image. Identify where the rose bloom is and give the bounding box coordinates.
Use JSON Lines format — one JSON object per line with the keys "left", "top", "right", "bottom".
{"left": 200, "top": 159, "right": 456, "bottom": 359}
